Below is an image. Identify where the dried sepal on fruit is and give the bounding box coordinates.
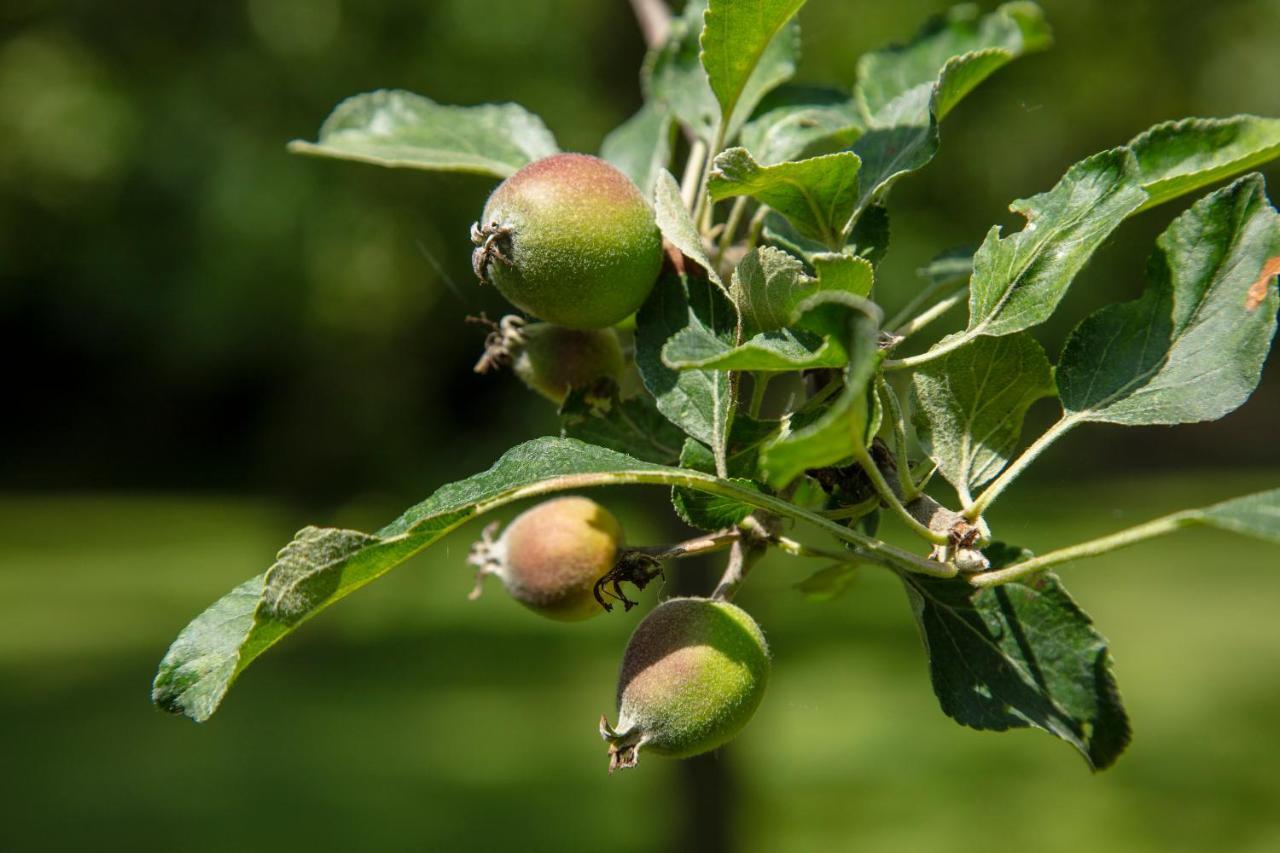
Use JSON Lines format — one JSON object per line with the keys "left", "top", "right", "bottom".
{"left": 472, "top": 314, "right": 624, "bottom": 403}
{"left": 471, "top": 153, "right": 663, "bottom": 329}
{"left": 468, "top": 495, "right": 623, "bottom": 621}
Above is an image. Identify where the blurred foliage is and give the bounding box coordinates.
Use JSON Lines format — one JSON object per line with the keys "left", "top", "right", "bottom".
{"left": 4, "top": 474, "right": 1280, "bottom": 851}
{"left": 2, "top": 0, "right": 1279, "bottom": 505}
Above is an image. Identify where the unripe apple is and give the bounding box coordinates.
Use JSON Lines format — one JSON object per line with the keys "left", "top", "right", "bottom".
{"left": 600, "top": 597, "right": 771, "bottom": 772}
{"left": 471, "top": 153, "right": 662, "bottom": 329}
{"left": 473, "top": 314, "right": 624, "bottom": 403}
{"left": 468, "top": 496, "right": 623, "bottom": 621}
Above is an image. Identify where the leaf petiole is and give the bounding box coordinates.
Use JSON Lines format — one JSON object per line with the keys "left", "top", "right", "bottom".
{"left": 970, "top": 510, "right": 1195, "bottom": 588}
{"left": 965, "top": 413, "right": 1079, "bottom": 520}
{"left": 850, "top": 442, "right": 949, "bottom": 545}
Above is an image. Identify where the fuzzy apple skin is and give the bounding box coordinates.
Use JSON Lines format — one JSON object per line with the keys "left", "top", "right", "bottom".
{"left": 512, "top": 323, "right": 624, "bottom": 403}
{"left": 479, "top": 153, "right": 662, "bottom": 329}
{"left": 603, "top": 597, "right": 770, "bottom": 770}
{"left": 496, "top": 496, "right": 622, "bottom": 621}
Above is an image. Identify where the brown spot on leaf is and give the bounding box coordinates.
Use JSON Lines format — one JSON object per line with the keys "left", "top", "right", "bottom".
{"left": 1245, "top": 256, "right": 1280, "bottom": 312}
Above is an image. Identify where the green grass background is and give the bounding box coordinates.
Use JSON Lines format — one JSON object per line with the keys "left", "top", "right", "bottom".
{"left": 4, "top": 471, "right": 1278, "bottom": 852}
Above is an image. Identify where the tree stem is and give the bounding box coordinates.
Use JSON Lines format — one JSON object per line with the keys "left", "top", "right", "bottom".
{"left": 966, "top": 414, "right": 1078, "bottom": 520}
{"left": 681, "top": 140, "right": 708, "bottom": 210}
{"left": 718, "top": 196, "right": 750, "bottom": 259}
{"left": 773, "top": 536, "right": 861, "bottom": 563}
{"left": 882, "top": 326, "right": 980, "bottom": 371}
{"left": 850, "top": 442, "right": 949, "bottom": 545}
{"left": 628, "top": 528, "right": 741, "bottom": 561}
{"left": 748, "top": 372, "right": 771, "bottom": 418}
{"left": 627, "top": 0, "right": 671, "bottom": 48}
{"left": 969, "top": 511, "right": 1198, "bottom": 587}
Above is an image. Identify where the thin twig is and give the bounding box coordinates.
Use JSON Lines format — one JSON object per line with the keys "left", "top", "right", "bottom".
{"left": 627, "top": 0, "right": 671, "bottom": 48}
{"left": 628, "top": 528, "right": 741, "bottom": 561}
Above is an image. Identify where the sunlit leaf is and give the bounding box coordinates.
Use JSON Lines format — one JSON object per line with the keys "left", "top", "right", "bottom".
{"left": 709, "top": 147, "right": 861, "bottom": 247}
{"left": 288, "top": 90, "right": 558, "bottom": 177}
{"left": 1058, "top": 175, "right": 1280, "bottom": 425}
{"left": 601, "top": 102, "right": 673, "bottom": 196}
{"left": 913, "top": 333, "right": 1056, "bottom": 492}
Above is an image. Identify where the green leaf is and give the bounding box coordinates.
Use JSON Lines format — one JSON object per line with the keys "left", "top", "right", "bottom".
{"left": 794, "top": 562, "right": 861, "bottom": 602}
{"left": 287, "top": 90, "right": 558, "bottom": 178}
{"left": 760, "top": 298, "right": 884, "bottom": 486}
{"left": 850, "top": 2, "right": 1051, "bottom": 216}
{"left": 812, "top": 251, "right": 876, "bottom": 299}
{"left": 913, "top": 333, "right": 1055, "bottom": 494}
{"left": 672, "top": 421, "right": 777, "bottom": 529}
{"left": 732, "top": 246, "right": 814, "bottom": 336}
{"left": 154, "top": 435, "right": 960, "bottom": 722}
{"left": 736, "top": 247, "right": 874, "bottom": 336}
{"left": 954, "top": 117, "right": 1280, "bottom": 344}
{"left": 740, "top": 88, "right": 863, "bottom": 165}
{"left": 653, "top": 169, "right": 724, "bottom": 288}
{"left": 559, "top": 379, "right": 686, "bottom": 465}
{"left": 1196, "top": 488, "right": 1280, "bottom": 544}
{"left": 152, "top": 439, "right": 701, "bottom": 721}
{"left": 672, "top": 439, "right": 758, "bottom": 529}
{"left": 966, "top": 148, "right": 1149, "bottom": 338}
{"left": 664, "top": 326, "right": 843, "bottom": 372}
{"left": 903, "top": 569, "right": 1130, "bottom": 770}
{"left": 701, "top": 0, "right": 806, "bottom": 137}
{"left": 635, "top": 270, "right": 738, "bottom": 473}
{"left": 644, "top": 0, "right": 720, "bottom": 141}
{"left": 856, "top": 3, "right": 1051, "bottom": 123}
{"left": 1131, "top": 115, "right": 1280, "bottom": 212}
{"left": 672, "top": 478, "right": 760, "bottom": 529}
{"left": 600, "top": 102, "right": 673, "bottom": 197}
{"left": 662, "top": 248, "right": 873, "bottom": 372}
{"left": 708, "top": 148, "right": 861, "bottom": 248}
{"left": 1058, "top": 175, "right": 1280, "bottom": 426}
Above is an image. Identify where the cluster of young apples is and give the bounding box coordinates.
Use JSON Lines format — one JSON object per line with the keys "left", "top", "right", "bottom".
{"left": 466, "top": 157, "right": 769, "bottom": 769}
{"left": 469, "top": 153, "right": 663, "bottom": 402}
{"left": 468, "top": 496, "right": 771, "bottom": 772}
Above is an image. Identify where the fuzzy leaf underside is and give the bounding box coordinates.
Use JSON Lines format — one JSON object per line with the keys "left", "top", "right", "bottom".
{"left": 653, "top": 169, "right": 725, "bottom": 288}
{"left": 559, "top": 380, "right": 686, "bottom": 465}
{"left": 635, "top": 270, "right": 737, "bottom": 472}
{"left": 287, "top": 90, "right": 558, "bottom": 177}
{"left": 709, "top": 148, "right": 861, "bottom": 247}
{"left": 601, "top": 103, "right": 673, "bottom": 197}
{"left": 153, "top": 438, "right": 806, "bottom": 723}
{"left": 904, "top": 569, "right": 1131, "bottom": 770}
{"left": 1058, "top": 175, "right": 1280, "bottom": 426}
{"left": 913, "top": 332, "right": 1056, "bottom": 492}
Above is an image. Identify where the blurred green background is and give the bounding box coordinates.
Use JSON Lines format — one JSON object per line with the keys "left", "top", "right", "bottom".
{"left": 3, "top": 1, "right": 1279, "bottom": 851}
